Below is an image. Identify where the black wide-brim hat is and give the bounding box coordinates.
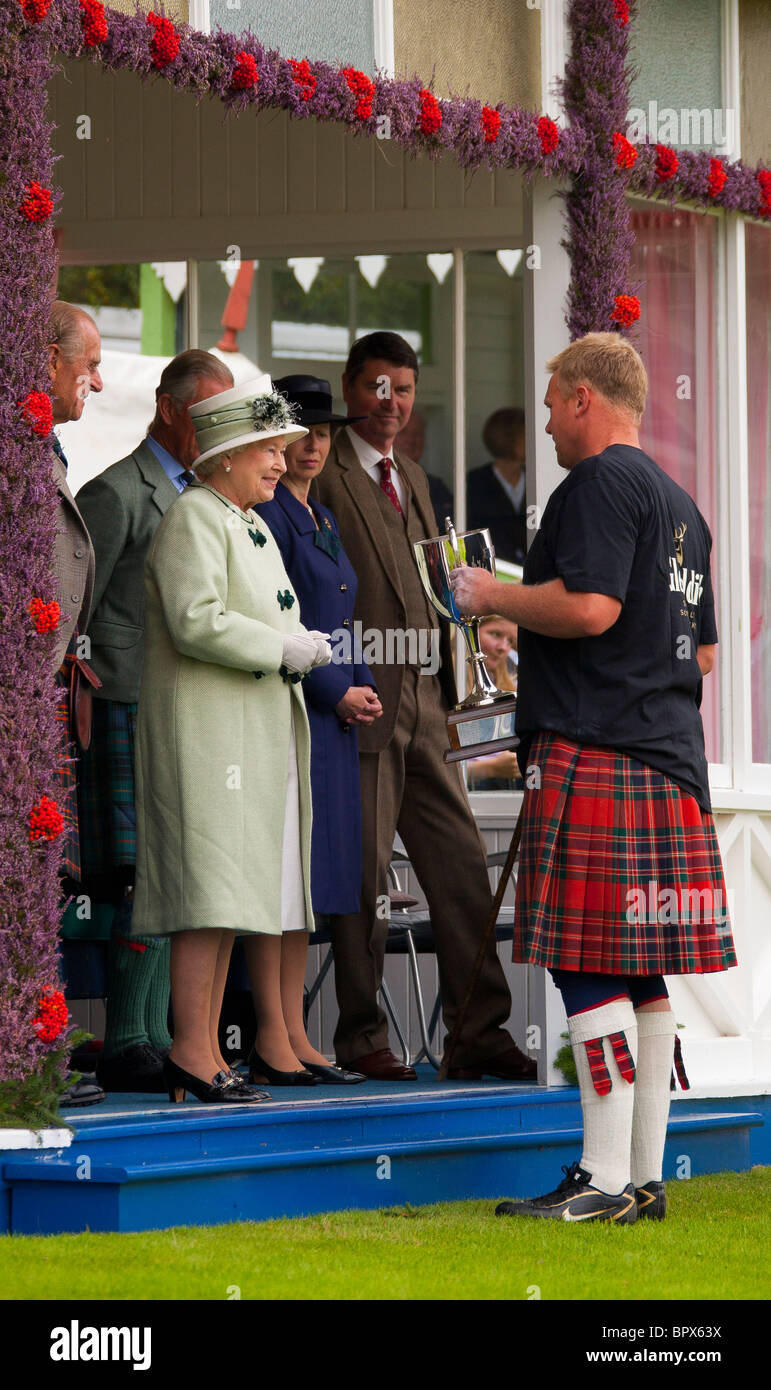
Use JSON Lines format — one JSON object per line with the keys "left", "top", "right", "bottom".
{"left": 272, "top": 374, "right": 367, "bottom": 426}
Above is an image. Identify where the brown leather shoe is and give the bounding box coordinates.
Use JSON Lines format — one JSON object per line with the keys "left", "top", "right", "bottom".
{"left": 447, "top": 1043, "right": 537, "bottom": 1082}
{"left": 344, "top": 1048, "right": 417, "bottom": 1081}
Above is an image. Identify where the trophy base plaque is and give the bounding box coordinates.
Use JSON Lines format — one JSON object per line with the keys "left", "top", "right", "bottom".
{"left": 444, "top": 694, "right": 519, "bottom": 764}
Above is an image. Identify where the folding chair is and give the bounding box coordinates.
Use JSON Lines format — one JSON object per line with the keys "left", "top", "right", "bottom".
{"left": 305, "top": 901, "right": 422, "bottom": 1067}
{"left": 384, "top": 849, "right": 518, "bottom": 1069}
{"left": 304, "top": 848, "right": 517, "bottom": 1068}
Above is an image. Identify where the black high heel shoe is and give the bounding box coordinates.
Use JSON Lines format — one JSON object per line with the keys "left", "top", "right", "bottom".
{"left": 164, "top": 1057, "right": 265, "bottom": 1104}
{"left": 299, "top": 1061, "right": 367, "bottom": 1084}
{"left": 227, "top": 1067, "right": 271, "bottom": 1102}
{"left": 248, "top": 1047, "right": 320, "bottom": 1087}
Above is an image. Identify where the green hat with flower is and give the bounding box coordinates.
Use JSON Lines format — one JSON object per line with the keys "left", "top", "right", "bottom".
{"left": 189, "top": 373, "right": 307, "bottom": 467}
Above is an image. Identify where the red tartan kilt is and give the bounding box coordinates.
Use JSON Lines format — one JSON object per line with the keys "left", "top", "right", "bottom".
{"left": 513, "top": 733, "right": 738, "bottom": 975}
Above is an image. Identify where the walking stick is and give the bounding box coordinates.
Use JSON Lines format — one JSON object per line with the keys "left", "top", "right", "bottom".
{"left": 437, "top": 802, "right": 525, "bottom": 1081}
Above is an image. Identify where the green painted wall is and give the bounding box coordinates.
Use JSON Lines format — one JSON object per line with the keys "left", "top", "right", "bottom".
{"left": 139, "top": 264, "right": 176, "bottom": 356}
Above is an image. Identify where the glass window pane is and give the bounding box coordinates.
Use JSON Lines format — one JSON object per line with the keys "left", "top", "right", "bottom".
{"left": 629, "top": 207, "right": 722, "bottom": 764}
{"left": 209, "top": 0, "right": 376, "bottom": 73}
{"left": 464, "top": 250, "right": 525, "bottom": 795}
{"left": 464, "top": 250, "right": 526, "bottom": 566}
{"left": 197, "top": 253, "right": 455, "bottom": 504}
{"left": 55, "top": 261, "right": 187, "bottom": 491}
{"left": 628, "top": 0, "right": 728, "bottom": 154}
{"left": 746, "top": 223, "right": 771, "bottom": 764}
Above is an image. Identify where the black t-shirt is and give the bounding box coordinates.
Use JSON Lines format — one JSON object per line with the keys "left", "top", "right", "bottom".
{"left": 516, "top": 445, "right": 718, "bottom": 810}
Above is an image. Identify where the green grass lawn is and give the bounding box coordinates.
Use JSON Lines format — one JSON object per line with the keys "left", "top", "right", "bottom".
{"left": 1, "top": 1168, "right": 769, "bottom": 1302}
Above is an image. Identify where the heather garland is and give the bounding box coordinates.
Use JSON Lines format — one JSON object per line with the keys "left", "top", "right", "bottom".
{"left": 561, "top": 0, "right": 639, "bottom": 338}
{"left": 17, "top": 2, "right": 586, "bottom": 175}
{"left": 0, "top": 11, "right": 72, "bottom": 1129}
{"left": 9, "top": 1, "right": 765, "bottom": 205}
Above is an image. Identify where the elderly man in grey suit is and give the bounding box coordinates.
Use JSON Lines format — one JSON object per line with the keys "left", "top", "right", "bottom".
{"left": 76, "top": 349, "right": 234, "bottom": 1093}
{"left": 315, "top": 331, "right": 536, "bottom": 1082}
{"left": 48, "top": 300, "right": 103, "bottom": 1107}
{"left": 49, "top": 301, "right": 100, "bottom": 669}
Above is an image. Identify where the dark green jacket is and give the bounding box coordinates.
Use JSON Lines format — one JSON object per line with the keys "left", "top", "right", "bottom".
{"left": 75, "top": 439, "right": 180, "bottom": 702}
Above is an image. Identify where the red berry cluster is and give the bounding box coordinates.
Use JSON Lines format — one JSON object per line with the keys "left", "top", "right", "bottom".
{"left": 342, "top": 68, "right": 375, "bottom": 120}
{"left": 29, "top": 599, "right": 61, "bottom": 634}
{"left": 32, "top": 989, "right": 69, "bottom": 1044}
{"left": 288, "top": 59, "right": 316, "bottom": 101}
{"left": 29, "top": 795, "right": 64, "bottom": 843}
{"left": 481, "top": 106, "right": 501, "bottom": 144}
{"left": 231, "top": 51, "right": 259, "bottom": 91}
{"left": 614, "top": 0, "right": 630, "bottom": 23}
{"left": 611, "top": 294, "right": 641, "bottom": 328}
{"left": 612, "top": 131, "right": 637, "bottom": 169}
{"left": 707, "top": 157, "right": 727, "bottom": 198}
{"left": 147, "top": 12, "right": 179, "bottom": 69}
{"left": 419, "top": 89, "right": 442, "bottom": 137}
{"left": 655, "top": 144, "right": 678, "bottom": 182}
{"left": 537, "top": 116, "right": 559, "bottom": 156}
{"left": 80, "top": 0, "right": 108, "bottom": 48}
{"left": 19, "top": 181, "right": 53, "bottom": 223}
{"left": 758, "top": 170, "right": 771, "bottom": 217}
{"left": 20, "top": 389, "right": 53, "bottom": 436}
{"left": 21, "top": 0, "right": 52, "bottom": 21}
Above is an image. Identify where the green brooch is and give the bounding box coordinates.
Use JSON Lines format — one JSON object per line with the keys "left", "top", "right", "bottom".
{"left": 277, "top": 589, "right": 295, "bottom": 611}
{"left": 248, "top": 527, "right": 267, "bottom": 548}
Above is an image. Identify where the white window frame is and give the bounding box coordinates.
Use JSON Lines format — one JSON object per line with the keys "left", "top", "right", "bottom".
{"left": 720, "top": 0, "right": 741, "bottom": 161}
{"left": 373, "top": 0, "right": 395, "bottom": 77}
{"left": 188, "top": 0, "right": 210, "bottom": 35}
{"left": 539, "top": 0, "right": 569, "bottom": 126}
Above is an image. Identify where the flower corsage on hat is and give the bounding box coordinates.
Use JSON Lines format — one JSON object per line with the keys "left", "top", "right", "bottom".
{"left": 189, "top": 373, "right": 308, "bottom": 469}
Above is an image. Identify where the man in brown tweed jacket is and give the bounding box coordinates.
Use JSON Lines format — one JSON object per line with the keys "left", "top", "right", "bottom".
{"left": 315, "top": 331, "right": 535, "bottom": 1083}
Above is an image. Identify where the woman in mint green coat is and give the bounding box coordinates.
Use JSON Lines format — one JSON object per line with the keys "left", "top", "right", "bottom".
{"left": 132, "top": 376, "right": 332, "bottom": 1103}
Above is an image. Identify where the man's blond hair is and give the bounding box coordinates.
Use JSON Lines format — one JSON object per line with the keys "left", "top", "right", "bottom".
{"left": 546, "top": 332, "right": 648, "bottom": 425}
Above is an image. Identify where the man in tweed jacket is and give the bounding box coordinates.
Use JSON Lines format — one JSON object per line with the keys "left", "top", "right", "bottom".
{"left": 48, "top": 300, "right": 102, "bottom": 1107}
{"left": 316, "top": 331, "right": 535, "bottom": 1084}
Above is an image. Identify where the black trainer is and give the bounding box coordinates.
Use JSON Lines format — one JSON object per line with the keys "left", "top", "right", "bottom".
{"left": 60, "top": 1077, "right": 106, "bottom": 1108}
{"left": 495, "top": 1161, "right": 637, "bottom": 1224}
{"left": 635, "top": 1180, "right": 666, "bottom": 1220}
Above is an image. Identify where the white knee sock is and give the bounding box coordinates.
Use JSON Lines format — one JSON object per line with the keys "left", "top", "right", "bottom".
{"left": 630, "top": 1009, "right": 676, "bottom": 1187}
{"left": 568, "top": 999, "right": 638, "bottom": 1197}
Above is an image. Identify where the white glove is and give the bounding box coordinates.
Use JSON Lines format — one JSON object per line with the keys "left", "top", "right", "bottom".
{"left": 306, "top": 630, "right": 332, "bottom": 668}
{"left": 281, "top": 632, "right": 319, "bottom": 674}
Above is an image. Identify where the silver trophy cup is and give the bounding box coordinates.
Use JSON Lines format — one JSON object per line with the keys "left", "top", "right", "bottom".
{"left": 413, "top": 518, "right": 518, "bottom": 762}
{"left": 414, "top": 517, "right": 509, "bottom": 708}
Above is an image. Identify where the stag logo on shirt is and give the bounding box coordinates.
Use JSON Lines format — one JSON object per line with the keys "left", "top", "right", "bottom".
{"left": 673, "top": 523, "right": 687, "bottom": 567}
{"left": 668, "top": 557, "right": 704, "bottom": 607}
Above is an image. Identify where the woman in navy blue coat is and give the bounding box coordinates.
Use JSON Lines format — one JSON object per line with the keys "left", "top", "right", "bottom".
{"left": 257, "top": 378, "right": 382, "bottom": 1079}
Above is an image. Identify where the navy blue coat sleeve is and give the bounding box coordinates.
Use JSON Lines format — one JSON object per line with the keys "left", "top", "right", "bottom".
{"left": 258, "top": 498, "right": 375, "bottom": 712}
{"left": 303, "top": 660, "right": 351, "bottom": 711}
{"left": 354, "top": 659, "right": 376, "bottom": 690}
{"left": 303, "top": 511, "right": 376, "bottom": 711}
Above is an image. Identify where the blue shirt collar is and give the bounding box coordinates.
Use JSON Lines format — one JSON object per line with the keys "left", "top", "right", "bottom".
{"left": 145, "top": 434, "right": 187, "bottom": 492}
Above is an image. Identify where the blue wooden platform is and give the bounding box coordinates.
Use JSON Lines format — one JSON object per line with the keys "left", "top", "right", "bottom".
{"left": 1, "top": 1072, "right": 765, "bottom": 1235}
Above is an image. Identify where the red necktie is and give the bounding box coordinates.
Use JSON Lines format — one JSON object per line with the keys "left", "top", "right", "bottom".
{"left": 378, "top": 458, "right": 404, "bottom": 518}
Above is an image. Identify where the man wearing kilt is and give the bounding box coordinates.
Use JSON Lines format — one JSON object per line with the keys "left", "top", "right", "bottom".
{"left": 451, "top": 333, "right": 736, "bottom": 1224}
{"left": 76, "top": 350, "right": 233, "bottom": 1093}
